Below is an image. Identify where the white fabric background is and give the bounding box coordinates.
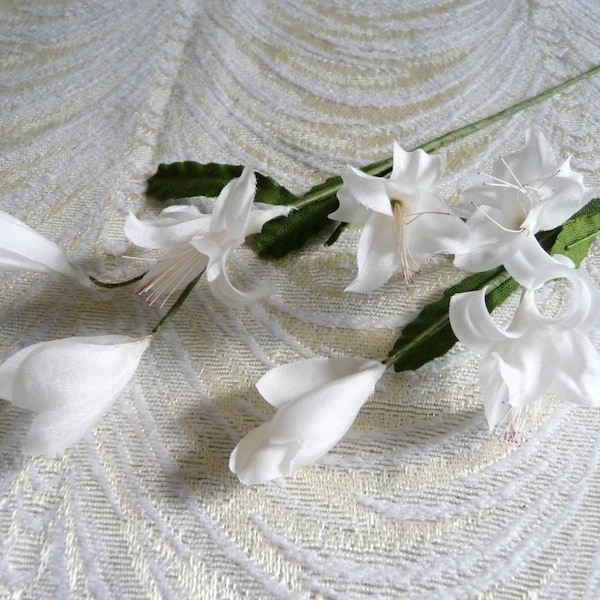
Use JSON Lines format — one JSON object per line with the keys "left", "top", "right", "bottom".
{"left": 2, "top": 1, "right": 600, "bottom": 598}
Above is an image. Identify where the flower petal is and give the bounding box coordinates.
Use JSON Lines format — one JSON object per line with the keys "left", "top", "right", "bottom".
{"left": 449, "top": 289, "right": 512, "bottom": 354}
{"left": 346, "top": 214, "right": 397, "bottom": 293}
{"left": 256, "top": 356, "right": 384, "bottom": 408}
{"left": 330, "top": 183, "right": 372, "bottom": 225}
{"left": 338, "top": 166, "right": 393, "bottom": 217}
{"left": 479, "top": 356, "right": 511, "bottom": 431}
{"left": 0, "top": 210, "right": 91, "bottom": 286}
{"left": 231, "top": 357, "right": 386, "bottom": 484}
{"left": 390, "top": 143, "right": 444, "bottom": 192}
{"left": 551, "top": 330, "right": 600, "bottom": 407}
{"left": 124, "top": 205, "right": 208, "bottom": 249}
{"left": 453, "top": 206, "right": 525, "bottom": 272}
{"left": 0, "top": 335, "right": 150, "bottom": 457}
{"left": 245, "top": 204, "right": 293, "bottom": 236}
{"left": 210, "top": 166, "right": 256, "bottom": 239}
{"left": 208, "top": 267, "right": 274, "bottom": 306}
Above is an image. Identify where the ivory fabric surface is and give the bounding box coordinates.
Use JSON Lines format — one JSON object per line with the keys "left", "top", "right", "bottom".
{"left": 2, "top": 1, "right": 600, "bottom": 598}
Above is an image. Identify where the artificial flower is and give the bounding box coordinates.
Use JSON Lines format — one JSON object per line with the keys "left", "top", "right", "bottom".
{"left": 453, "top": 129, "right": 598, "bottom": 276}
{"left": 0, "top": 335, "right": 150, "bottom": 457}
{"left": 229, "top": 356, "right": 387, "bottom": 485}
{"left": 125, "top": 167, "right": 292, "bottom": 306}
{"left": 329, "top": 142, "right": 469, "bottom": 292}
{"left": 0, "top": 210, "right": 91, "bottom": 286}
{"left": 449, "top": 262, "right": 600, "bottom": 440}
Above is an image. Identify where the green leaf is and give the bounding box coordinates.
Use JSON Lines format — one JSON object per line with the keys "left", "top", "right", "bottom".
{"left": 146, "top": 161, "right": 299, "bottom": 206}
{"left": 256, "top": 174, "right": 343, "bottom": 257}
{"left": 550, "top": 197, "right": 600, "bottom": 266}
{"left": 385, "top": 267, "right": 518, "bottom": 372}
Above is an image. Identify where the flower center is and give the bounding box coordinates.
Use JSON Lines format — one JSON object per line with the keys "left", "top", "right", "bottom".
{"left": 479, "top": 159, "right": 560, "bottom": 231}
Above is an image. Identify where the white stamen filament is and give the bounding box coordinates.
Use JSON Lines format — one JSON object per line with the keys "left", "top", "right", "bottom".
{"left": 494, "top": 399, "right": 544, "bottom": 445}
{"left": 391, "top": 199, "right": 419, "bottom": 285}
{"left": 136, "top": 245, "right": 205, "bottom": 308}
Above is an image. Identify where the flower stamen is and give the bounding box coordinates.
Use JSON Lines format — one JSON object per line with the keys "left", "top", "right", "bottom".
{"left": 391, "top": 199, "right": 419, "bottom": 285}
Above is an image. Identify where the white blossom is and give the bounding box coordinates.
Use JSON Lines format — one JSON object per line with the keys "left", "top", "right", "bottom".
{"left": 125, "top": 167, "right": 291, "bottom": 306}
{"left": 330, "top": 142, "right": 469, "bottom": 291}
{"left": 0, "top": 335, "right": 150, "bottom": 456}
{"left": 230, "top": 356, "right": 386, "bottom": 484}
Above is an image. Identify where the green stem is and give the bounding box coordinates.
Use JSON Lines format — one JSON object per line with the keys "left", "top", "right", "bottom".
{"left": 150, "top": 274, "right": 203, "bottom": 337}
{"left": 90, "top": 273, "right": 146, "bottom": 288}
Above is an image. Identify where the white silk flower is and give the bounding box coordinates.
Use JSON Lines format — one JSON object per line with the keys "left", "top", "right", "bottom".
{"left": 454, "top": 129, "right": 598, "bottom": 279}
{"left": 449, "top": 262, "right": 600, "bottom": 440}
{"left": 229, "top": 356, "right": 387, "bottom": 485}
{"left": 125, "top": 167, "right": 292, "bottom": 306}
{"left": 329, "top": 142, "right": 469, "bottom": 292}
{"left": 0, "top": 335, "right": 150, "bottom": 457}
{"left": 0, "top": 210, "right": 91, "bottom": 286}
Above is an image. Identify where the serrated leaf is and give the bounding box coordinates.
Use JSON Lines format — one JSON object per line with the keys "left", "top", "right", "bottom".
{"left": 146, "top": 161, "right": 299, "bottom": 206}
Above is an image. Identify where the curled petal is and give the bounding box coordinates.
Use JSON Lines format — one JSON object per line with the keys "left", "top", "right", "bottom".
{"left": 449, "top": 289, "right": 512, "bottom": 354}
{"left": 210, "top": 166, "right": 256, "bottom": 238}
{"left": 208, "top": 267, "right": 275, "bottom": 306}
{"left": 124, "top": 206, "right": 209, "bottom": 249}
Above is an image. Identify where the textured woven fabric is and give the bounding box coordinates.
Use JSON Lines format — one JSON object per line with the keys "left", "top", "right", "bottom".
{"left": 2, "top": 1, "right": 600, "bottom": 598}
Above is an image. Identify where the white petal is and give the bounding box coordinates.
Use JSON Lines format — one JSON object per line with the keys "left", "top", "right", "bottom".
{"left": 0, "top": 335, "right": 150, "bottom": 457}
{"left": 339, "top": 166, "right": 393, "bottom": 216}
{"left": 502, "top": 235, "right": 558, "bottom": 289}
{"left": 390, "top": 143, "right": 444, "bottom": 191}
{"left": 124, "top": 206, "right": 208, "bottom": 249}
{"left": 453, "top": 207, "right": 525, "bottom": 272}
{"left": 256, "top": 356, "right": 384, "bottom": 408}
{"left": 210, "top": 167, "right": 256, "bottom": 238}
{"left": 208, "top": 267, "right": 274, "bottom": 306}
{"left": 449, "top": 289, "right": 512, "bottom": 354}
{"left": 495, "top": 329, "right": 559, "bottom": 408}
{"left": 346, "top": 214, "right": 397, "bottom": 293}
{"left": 0, "top": 210, "right": 91, "bottom": 286}
{"left": 551, "top": 330, "right": 600, "bottom": 407}
{"left": 330, "top": 182, "right": 372, "bottom": 225}
{"left": 404, "top": 207, "right": 470, "bottom": 260}
{"left": 496, "top": 129, "right": 556, "bottom": 185}
{"left": 229, "top": 427, "right": 301, "bottom": 485}
{"left": 480, "top": 356, "right": 511, "bottom": 431}
{"left": 245, "top": 204, "right": 293, "bottom": 236}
